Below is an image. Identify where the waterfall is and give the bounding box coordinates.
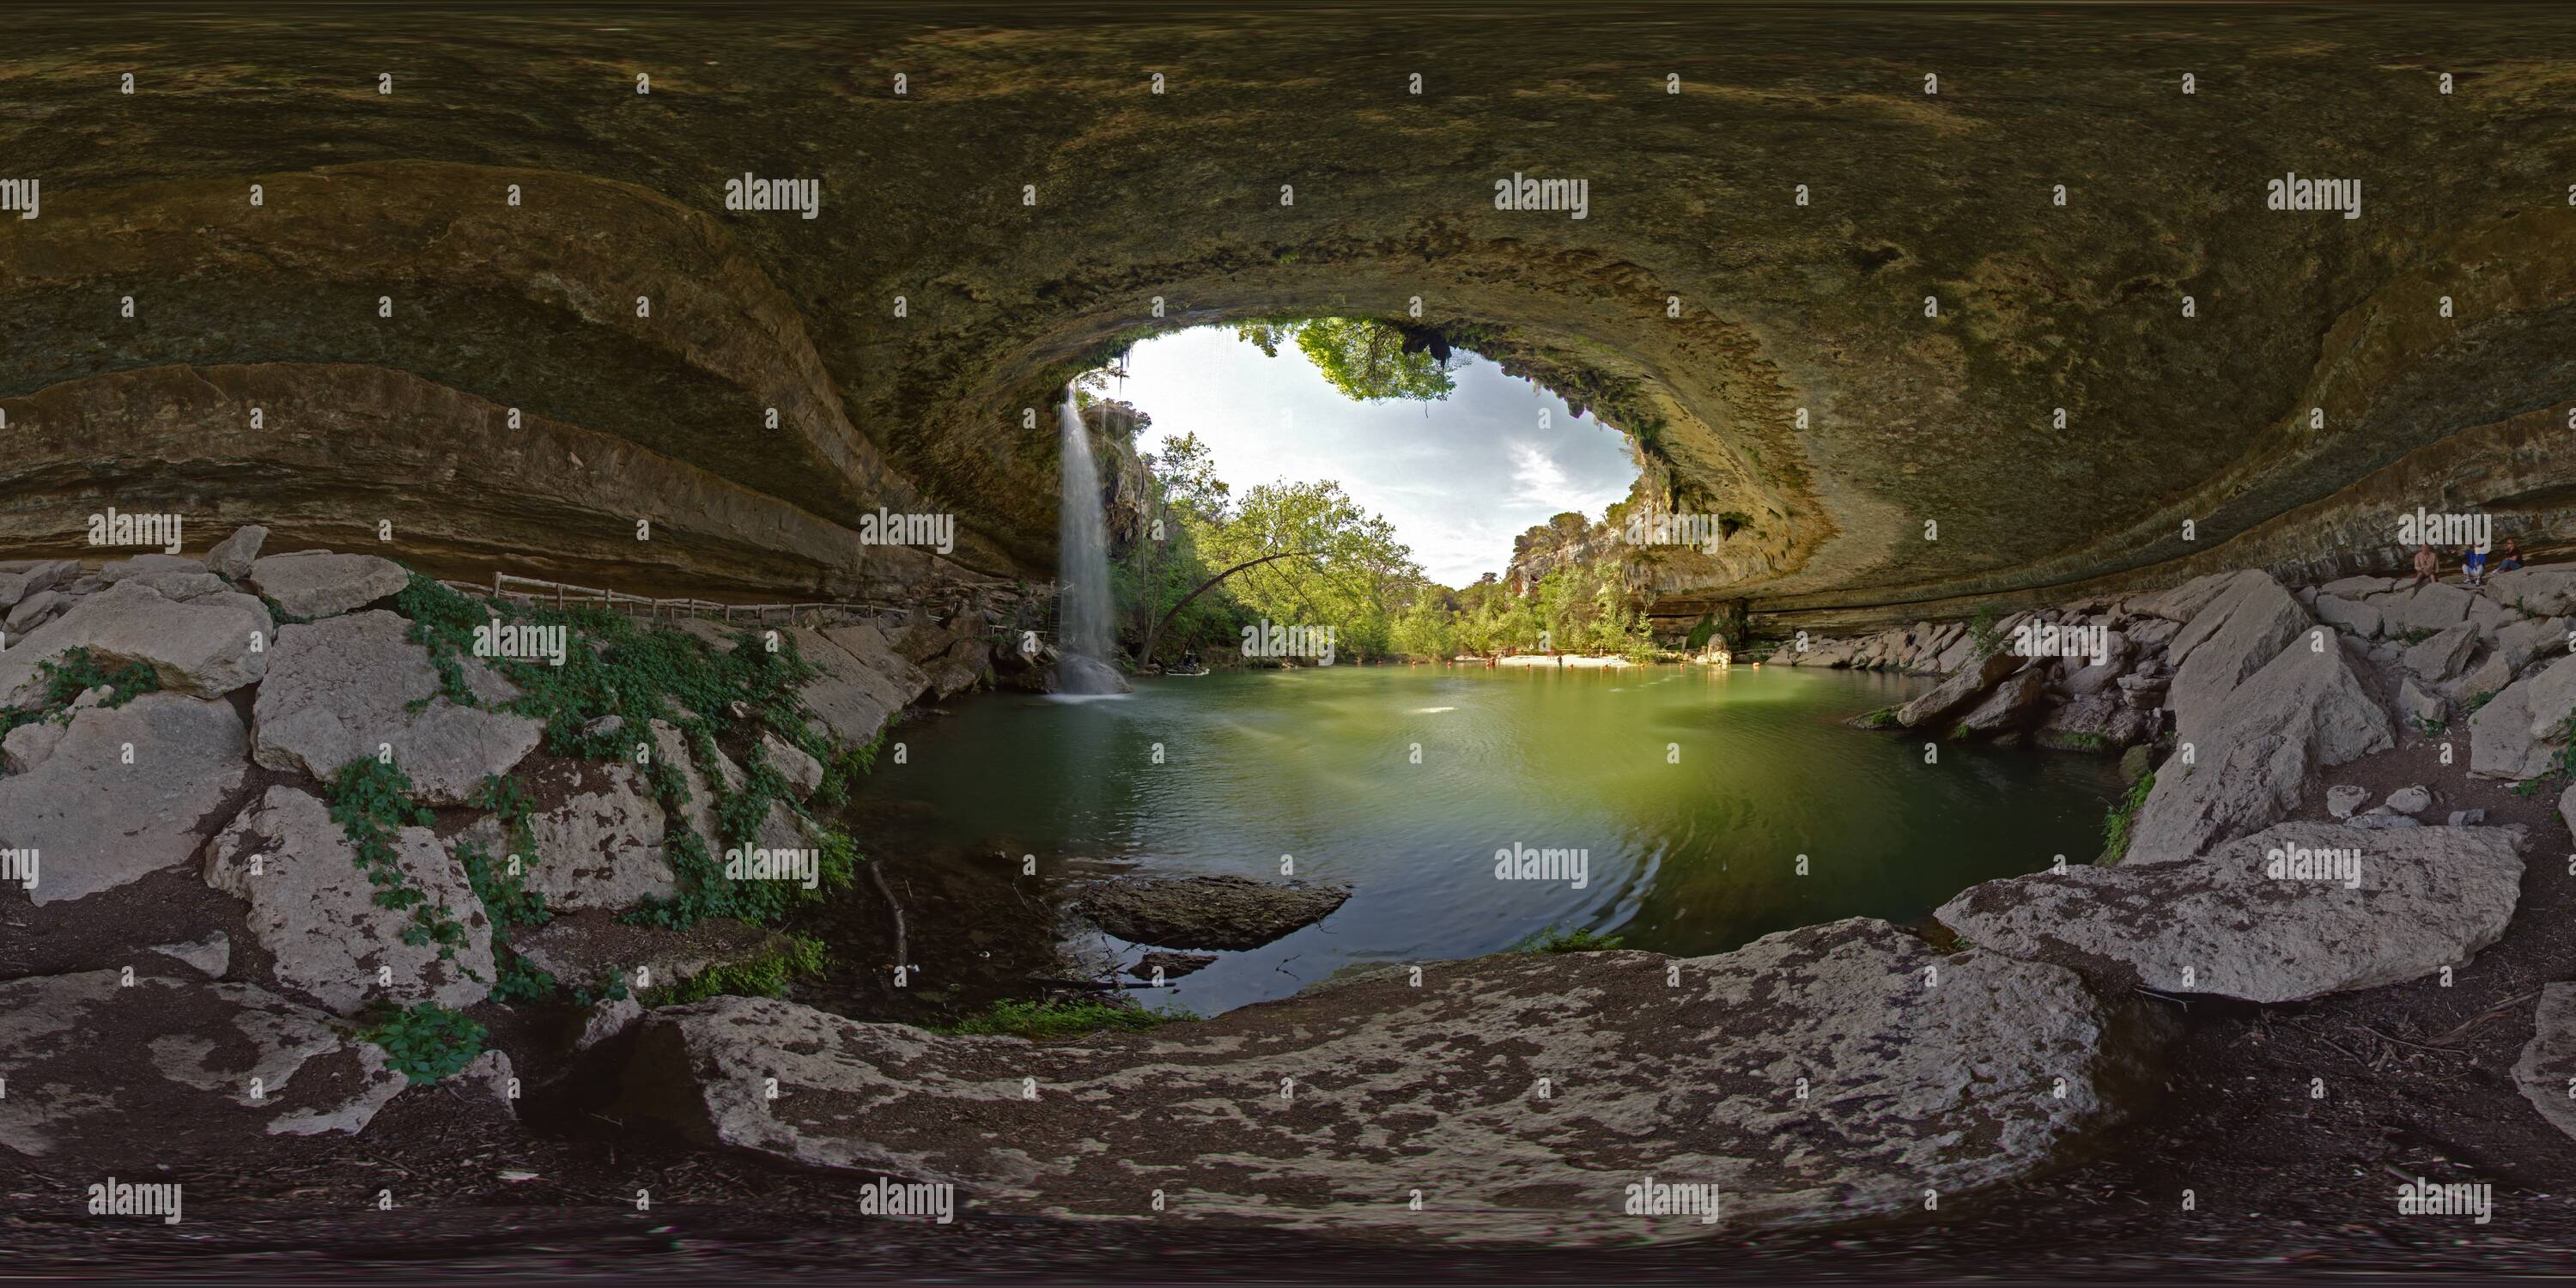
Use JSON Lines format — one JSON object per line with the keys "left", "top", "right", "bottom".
{"left": 1055, "top": 386, "right": 1125, "bottom": 693}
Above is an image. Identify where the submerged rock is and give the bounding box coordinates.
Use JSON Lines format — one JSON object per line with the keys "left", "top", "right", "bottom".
{"left": 1937, "top": 822, "right": 2525, "bottom": 1004}
{"left": 1078, "top": 874, "right": 1352, "bottom": 950}
{"left": 613, "top": 917, "right": 2154, "bottom": 1243}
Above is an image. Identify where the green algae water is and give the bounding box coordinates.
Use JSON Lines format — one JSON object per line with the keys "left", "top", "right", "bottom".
{"left": 854, "top": 663, "right": 2125, "bottom": 1017}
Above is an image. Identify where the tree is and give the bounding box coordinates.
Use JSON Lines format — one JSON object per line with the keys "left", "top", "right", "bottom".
{"left": 1389, "top": 586, "right": 1455, "bottom": 660}
{"left": 1233, "top": 318, "right": 1457, "bottom": 403}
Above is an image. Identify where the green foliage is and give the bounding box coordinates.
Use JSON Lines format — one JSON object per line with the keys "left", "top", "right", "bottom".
{"left": 1514, "top": 925, "right": 1629, "bottom": 954}
{"left": 384, "top": 568, "right": 857, "bottom": 931}
{"left": 569, "top": 971, "right": 631, "bottom": 1007}
{"left": 1685, "top": 615, "right": 1717, "bottom": 652}
{"left": 944, "top": 997, "right": 1188, "bottom": 1040}
{"left": 2393, "top": 628, "right": 2439, "bottom": 646}
{"left": 461, "top": 774, "right": 550, "bottom": 931}
{"left": 488, "top": 955, "right": 556, "bottom": 1004}
{"left": 360, "top": 1002, "right": 487, "bottom": 1084}
{"left": 1235, "top": 318, "right": 1456, "bottom": 403}
{"left": 37, "top": 646, "right": 161, "bottom": 708}
{"left": 2100, "top": 770, "right": 2157, "bottom": 864}
{"left": 1854, "top": 705, "right": 1901, "bottom": 730}
{"left": 644, "top": 935, "right": 826, "bottom": 1005}
{"left": 324, "top": 760, "right": 471, "bottom": 962}
{"left": 2063, "top": 732, "right": 2110, "bottom": 751}
{"left": 1966, "top": 605, "right": 2004, "bottom": 659}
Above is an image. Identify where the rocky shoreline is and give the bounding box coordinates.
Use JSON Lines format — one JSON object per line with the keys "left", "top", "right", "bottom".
{"left": 9, "top": 542, "right": 2576, "bottom": 1249}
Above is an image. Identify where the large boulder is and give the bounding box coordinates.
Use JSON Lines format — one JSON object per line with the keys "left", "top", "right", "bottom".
{"left": 0, "top": 694, "right": 249, "bottom": 905}
{"left": 615, "top": 917, "right": 2152, "bottom": 1243}
{"left": 2469, "top": 653, "right": 2576, "bottom": 781}
{"left": 2515, "top": 982, "right": 2576, "bottom": 1145}
{"left": 2403, "top": 624, "right": 2479, "bottom": 683}
{"left": 0, "top": 969, "right": 410, "bottom": 1160}
{"left": 204, "top": 786, "right": 497, "bottom": 1016}
{"left": 2495, "top": 617, "right": 2570, "bottom": 677}
{"left": 1893, "top": 650, "right": 2022, "bottom": 730}
{"left": 2491, "top": 566, "right": 2576, "bottom": 618}
{"left": 1953, "top": 667, "right": 2051, "bottom": 738}
{"left": 2126, "top": 633, "right": 2393, "bottom": 860}
{"left": 204, "top": 525, "right": 269, "bottom": 580}
{"left": 2134, "top": 572, "right": 2239, "bottom": 623}
{"left": 246, "top": 552, "right": 411, "bottom": 619}
{"left": 2383, "top": 581, "right": 2475, "bottom": 636}
{"left": 2035, "top": 690, "right": 2157, "bottom": 750}
{"left": 453, "top": 756, "right": 674, "bottom": 911}
{"left": 793, "top": 622, "right": 928, "bottom": 747}
{"left": 252, "top": 611, "right": 543, "bottom": 804}
{"left": 2312, "top": 594, "right": 2384, "bottom": 638}
{"left": 2166, "top": 572, "right": 2311, "bottom": 732}
{"left": 1077, "top": 874, "right": 1352, "bottom": 950}
{"left": 923, "top": 635, "right": 992, "bottom": 699}
{"left": 97, "top": 554, "right": 206, "bottom": 583}
{"left": 1938, "top": 823, "right": 2526, "bottom": 1004}
{"left": 0, "top": 580, "right": 272, "bottom": 706}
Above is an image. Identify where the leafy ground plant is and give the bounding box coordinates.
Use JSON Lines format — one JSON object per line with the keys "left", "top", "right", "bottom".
{"left": 0, "top": 647, "right": 164, "bottom": 743}
{"left": 361, "top": 1002, "right": 487, "bottom": 1084}
{"left": 324, "top": 760, "right": 472, "bottom": 963}
{"left": 387, "top": 571, "right": 865, "bottom": 929}
{"left": 1513, "top": 925, "right": 1628, "bottom": 954}
{"left": 2100, "top": 769, "right": 2157, "bottom": 863}
{"left": 943, "top": 998, "right": 1187, "bottom": 1041}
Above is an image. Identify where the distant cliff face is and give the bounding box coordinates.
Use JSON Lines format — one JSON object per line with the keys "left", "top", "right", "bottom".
{"left": 0, "top": 10, "right": 2572, "bottom": 624}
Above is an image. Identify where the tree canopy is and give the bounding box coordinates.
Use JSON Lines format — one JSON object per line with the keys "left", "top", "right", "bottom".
{"left": 1233, "top": 318, "right": 1457, "bottom": 403}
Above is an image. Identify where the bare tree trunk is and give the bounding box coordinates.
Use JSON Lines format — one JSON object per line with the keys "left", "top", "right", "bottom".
{"left": 1139, "top": 548, "right": 1322, "bottom": 667}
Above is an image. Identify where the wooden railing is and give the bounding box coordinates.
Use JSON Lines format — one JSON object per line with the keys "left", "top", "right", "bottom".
{"left": 437, "top": 571, "right": 1056, "bottom": 642}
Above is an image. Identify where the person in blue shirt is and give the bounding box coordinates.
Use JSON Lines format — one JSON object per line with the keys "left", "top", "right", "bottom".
{"left": 2460, "top": 544, "right": 2488, "bottom": 587}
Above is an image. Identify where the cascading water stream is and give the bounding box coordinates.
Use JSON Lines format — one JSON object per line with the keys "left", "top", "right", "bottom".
{"left": 1054, "top": 386, "right": 1127, "bottom": 694}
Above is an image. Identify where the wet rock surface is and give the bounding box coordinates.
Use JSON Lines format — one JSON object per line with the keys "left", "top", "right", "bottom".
{"left": 1076, "top": 875, "right": 1354, "bottom": 951}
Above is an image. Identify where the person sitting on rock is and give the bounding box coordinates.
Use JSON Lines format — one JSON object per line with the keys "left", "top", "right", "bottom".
{"left": 2412, "top": 543, "right": 2438, "bottom": 586}
{"left": 2460, "top": 543, "right": 2488, "bottom": 588}
{"left": 2499, "top": 538, "right": 2524, "bottom": 573}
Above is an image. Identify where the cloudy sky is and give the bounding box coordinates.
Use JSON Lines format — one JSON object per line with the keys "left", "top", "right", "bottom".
{"left": 1113, "top": 327, "right": 1639, "bottom": 586}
